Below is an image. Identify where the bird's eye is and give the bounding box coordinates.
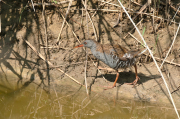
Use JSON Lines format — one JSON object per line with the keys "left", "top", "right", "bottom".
{"left": 84, "top": 42, "right": 87, "bottom": 45}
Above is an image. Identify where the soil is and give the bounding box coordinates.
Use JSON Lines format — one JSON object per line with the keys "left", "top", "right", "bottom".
{"left": 1, "top": 0, "right": 180, "bottom": 109}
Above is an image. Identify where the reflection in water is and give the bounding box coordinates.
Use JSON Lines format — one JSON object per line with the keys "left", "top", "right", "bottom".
{"left": 0, "top": 76, "right": 178, "bottom": 119}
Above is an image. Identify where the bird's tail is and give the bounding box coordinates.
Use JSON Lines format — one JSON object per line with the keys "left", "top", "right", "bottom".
{"left": 129, "top": 48, "right": 147, "bottom": 58}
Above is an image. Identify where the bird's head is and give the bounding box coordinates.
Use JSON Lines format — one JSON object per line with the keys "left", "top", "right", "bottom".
{"left": 74, "top": 40, "right": 96, "bottom": 49}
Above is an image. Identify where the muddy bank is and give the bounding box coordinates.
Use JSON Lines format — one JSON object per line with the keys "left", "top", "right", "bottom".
{"left": 1, "top": 0, "right": 180, "bottom": 117}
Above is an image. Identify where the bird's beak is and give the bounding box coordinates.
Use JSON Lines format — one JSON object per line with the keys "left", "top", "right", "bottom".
{"left": 74, "top": 44, "right": 84, "bottom": 48}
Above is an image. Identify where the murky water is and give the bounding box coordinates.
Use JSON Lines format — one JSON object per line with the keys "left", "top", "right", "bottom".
{"left": 0, "top": 75, "right": 178, "bottom": 119}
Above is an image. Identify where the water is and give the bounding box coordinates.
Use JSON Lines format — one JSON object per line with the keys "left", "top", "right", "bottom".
{"left": 0, "top": 75, "right": 178, "bottom": 119}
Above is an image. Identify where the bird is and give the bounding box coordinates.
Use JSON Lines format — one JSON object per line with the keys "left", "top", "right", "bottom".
{"left": 74, "top": 39, "right": 147, "bottom": 89}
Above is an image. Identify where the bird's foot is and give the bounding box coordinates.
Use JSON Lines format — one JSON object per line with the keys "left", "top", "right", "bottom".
{"left": 104, "top": 85, "right": 116, "bottom": 90}
{"left": 125, "top": 76, "right": 140, "bottom": 87}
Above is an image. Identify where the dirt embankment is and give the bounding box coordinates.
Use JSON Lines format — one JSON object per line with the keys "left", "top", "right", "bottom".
{"left": 1, "top": 0, "right": 180, "bottom": 108}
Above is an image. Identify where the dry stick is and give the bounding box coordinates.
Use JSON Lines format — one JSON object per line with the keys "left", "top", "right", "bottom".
{"left": 32, "top": 1, "right": 72, "bottom": 6}
{"left": 81, "top": 0, "right": 98, "bottom": 41}
{"left": 117, "top": 0, "right": 180, "bottom": 118}
{"left": 91, "top": 0, "right": 112, "bottom": 18}
{"left": 99, "top": 0, "right": 134, "bottom": 11}
{"left": 123, "top": 19, "right": 144, "bottom": 39}
{"left": 131, "top": 0, "right": 143, "bottom": 6}
{"left": 40, "top": 46, "right": 68, "bottom": 50}
{"left": 1, "top": 0, "right": 12, "bottom": 7}
{"left": 45, "top": 62, "right": 84, "bottom": 68}
{"left": 98, "top": 0, "right": 122, "bottom": 8}
{"left": 84, "top": 0, "right": 89, "bottom": 96}
{"left": 128, "top": 33, "right": 140, "bottom": 44}
{"left": 129, "top": 0, "right": 131, "bottom": 16}
{"left": 56, "top": 0, "right": 72, "bottom": 44}
{"left": 152, "top": 5, "right": 155, "bottom": 32}
{"left": 132, "top": 0, "right": 151, "bottom": 21}
{"left": 81, "top": 5, "right": 84, "bottom": 27}
{"left": 160, "top": 23, "right": 180, "bottom": 68}
{"left": 24, "top": 39, "right": 84, "bottom": 86}
{"left": 152, "top": 56, "right": 180, "bottom": 67}
{"left": 169, "top": 6, "right": 180, "bottom": 25}
{"left": 171, "top": 85, "right": 180, "bottom": 94}
{"left": 31, "top": 0, "right": 35, "bottom": 12}
{"left": 42, "top": 0, "right": 48, "bottom": 57}
{"left": 160, "top": 1, "right": 180, "bottom": 16}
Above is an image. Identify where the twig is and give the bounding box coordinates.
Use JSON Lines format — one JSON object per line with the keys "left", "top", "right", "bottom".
{"left": 32, "top": 1, "right": 73, "bottom": 6}
{"left": 169, "top": 6, "right": 180, "bottom": 25}
{"left": 128, "top": 33, "right": 142, "bottom": 45}
{"left": 132, "top": 0, "right": 151, "bottom": 20}
{"left": 171, "top": 85, "right": 180, "bottom": 94}
{"left": 91, "top": 0, "right": 112, "bottom": 18}
{"left": 123, "top": 19, "right": 144, "bottom": 39}
{"left": 40, "top": 46, "right": 68, "bottom": 50}
{"left": 147, "top": 55, "right": 180, "bottom": 67}
{"left": 81, "top": 0, "right": 98, "bottom": 41}
{"left": 42, "top": 0, "right": 48, "bottom": 57}
{"left": 117, "top": 1, "right": 180, "bottom": 118}
{"left": 131, "top": 0, "right": 143, "bottom": 6}
{"left": 99, "top": 0, "right": 123, "bottom": 9}
{"left": 56, "top": 0, "right": 72, "bottom": 44}
{"left": 31, "top": 0, "right": 35, "bottom": 12}
{"left": 152, "top": 2, "right": 156, "bottom": 33}
{"left": 84, "top": 0, "right": 89, "bottom": 96}
{"left": 1, "top": 0, "right": 12, "bottom": 7}
{"left": 160, "top": 1, "right": 180, "bottom": 16}
{"left": 160, "top": 23, "right": 180, "bottom": 68}
{"left": 44, "top": 62, "right": 84, "bottom": 68}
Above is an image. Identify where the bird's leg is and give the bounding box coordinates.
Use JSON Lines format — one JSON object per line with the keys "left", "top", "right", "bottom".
{"left": 104, "top": 71, "right": 119, "bottom": 90}
{"left": 112, "top": 72, "right": 119, "bottom": 87}
{"left": 125, "top": 64, "right": 140, "bottom": 87}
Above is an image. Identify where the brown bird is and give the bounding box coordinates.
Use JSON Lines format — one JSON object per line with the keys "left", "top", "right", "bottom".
{"left": 74, "top": 39, "right": 147, "bottom": 89}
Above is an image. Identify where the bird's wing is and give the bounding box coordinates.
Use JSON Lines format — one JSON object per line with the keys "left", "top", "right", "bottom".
{"left": 100, "top": 44, "right": 129, "bottom": 60}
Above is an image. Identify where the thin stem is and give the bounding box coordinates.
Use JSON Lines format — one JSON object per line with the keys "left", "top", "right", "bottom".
{"left": 160, "top": 23, "right": 180, "bottom": 68}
